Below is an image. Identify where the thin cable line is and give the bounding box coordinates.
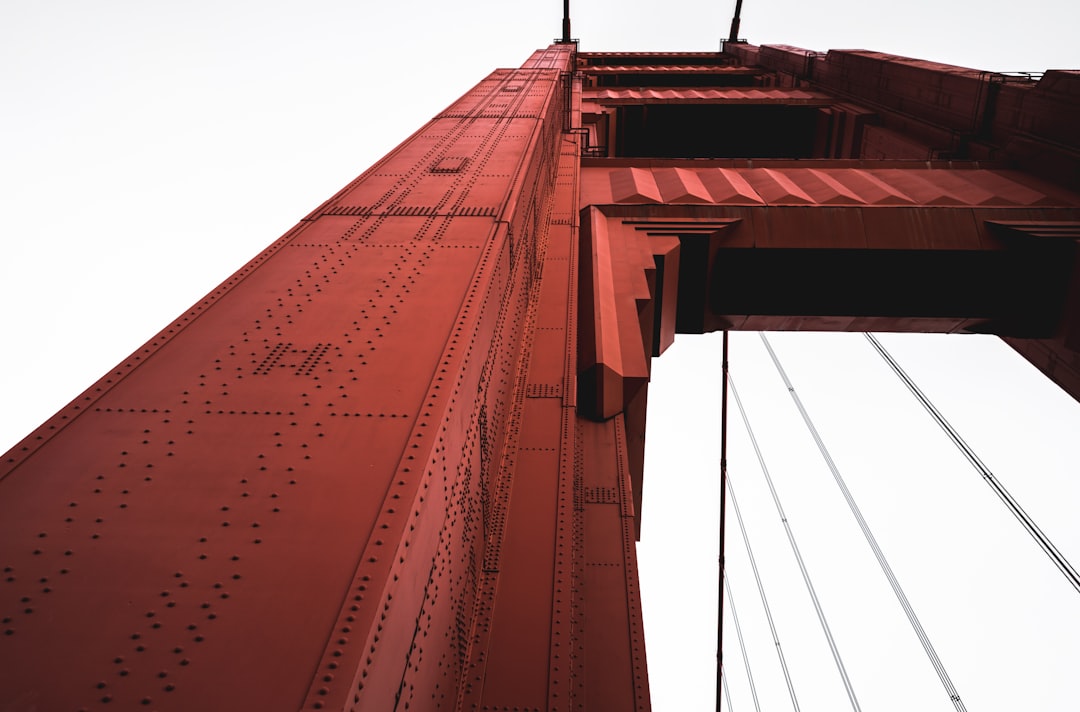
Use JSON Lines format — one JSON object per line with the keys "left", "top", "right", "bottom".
{"left": 728, "top": 372, "right": 863, "bottom": 712}
{"left": 865, "top": 332, "right": 1080, "bottom": 595}
{"left": 722, "top": 666, "right": 735, "bottom": 712}
{"left": 760, "top": 333, "right": 966, "bottom": 712}
{"left": 724, "top": 571, "right": 762, "bottom": 712}
{"left": 718, "top": 331, "right": 731, "bottom": 712}
{"left": 725, "top": 466, "right": 801, "bottom": 711}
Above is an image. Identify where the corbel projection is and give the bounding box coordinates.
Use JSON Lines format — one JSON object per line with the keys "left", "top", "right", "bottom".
{"left": 577, "top": 208, "right": 744, "bottom": 421}
{"left": 577, "top": 207, "right": 742, "bottom": 533}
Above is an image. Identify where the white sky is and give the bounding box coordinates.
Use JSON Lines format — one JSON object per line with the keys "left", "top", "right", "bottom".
{"left": 2, "top": 2, "right": 1079, "bottom": 710}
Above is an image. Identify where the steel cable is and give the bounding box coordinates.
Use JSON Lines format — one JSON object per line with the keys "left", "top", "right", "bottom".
{"left": 728, "top": 372, "right": 863, "bottom": 712}
{"left": 865, "top": 332, "right": 1080, "bottom": 595}
{"left": 718, "top": 331, "right": 731, "bottom": 712}
{"left": 724, "top": 571, "right": 762, "bottom": 712}
{"left": 760, "top": 333, "right": 967, "bottom": 712}
{"left": 725, "top": 462, "right": 802, "bottom": 710}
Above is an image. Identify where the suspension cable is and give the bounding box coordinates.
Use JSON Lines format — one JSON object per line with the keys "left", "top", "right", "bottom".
{"left": 760, "top": 333, "right": 967, "bottom": 712}
{"left": 717, "top": 331, "right": 731, "bottom": 712}
{"left": 724, "top": 571, "right": 762, "bottom": 712}
{"left": 725, "top": 469, "right": 801, "bottom": 711}
{"left": 865, "top": 333, "right": 1080, "bottom": 595}
{"left": 722, "top": 666, "right": 735, "bottom": 712}
{"left": 728, "top": 373, "right": 863, "bottom": 712}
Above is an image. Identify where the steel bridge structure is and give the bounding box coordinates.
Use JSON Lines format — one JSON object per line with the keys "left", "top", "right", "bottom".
{"left": 1, "top": 39, "right": 1078, "bottom": 711}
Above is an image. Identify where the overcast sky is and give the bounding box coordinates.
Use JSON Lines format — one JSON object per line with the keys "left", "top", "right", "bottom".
{"left": 2, "top": 2, "right": 1079, "bottom": 710}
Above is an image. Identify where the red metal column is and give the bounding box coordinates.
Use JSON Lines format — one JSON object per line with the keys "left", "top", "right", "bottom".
{"left": 457, "top": 57, "right": 653, "bottom": 712}
{"left": 1, "top": 44, "right": 646, "bottom": 711}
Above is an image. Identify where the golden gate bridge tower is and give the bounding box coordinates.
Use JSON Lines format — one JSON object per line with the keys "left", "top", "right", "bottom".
{"left": 2, "top": 6, "right": 1079, "bottom": 711}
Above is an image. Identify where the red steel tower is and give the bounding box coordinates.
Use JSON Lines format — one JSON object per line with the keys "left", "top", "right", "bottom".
{"left": 2, "top": 38, "right": 1078, "bottom": 711}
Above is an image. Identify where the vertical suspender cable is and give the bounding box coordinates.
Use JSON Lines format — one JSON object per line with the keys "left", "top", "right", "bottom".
{"left": 724, "top": 572, "right": 762, "bottom": 712}
{"left": 717, "top": 331, "right": 730, "bottom": 712}
{"left": 760, "top": 333, "right": 967, "bottom": 712}
{"left": 725, "top": 464, "right": 802, "bottom": 711}
{"left": 722, "top": 666, "right": 736, "bottom": 712}
{"left": 728, "top": 374, "right": 863, "bottom": 712}
{"left": 865, "top": 333, "right": 1080, "bottom": 595}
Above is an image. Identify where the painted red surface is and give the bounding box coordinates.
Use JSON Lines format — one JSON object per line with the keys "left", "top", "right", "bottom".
{"left": 2, "top": 41, "right": 1077, "bottom": 710}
